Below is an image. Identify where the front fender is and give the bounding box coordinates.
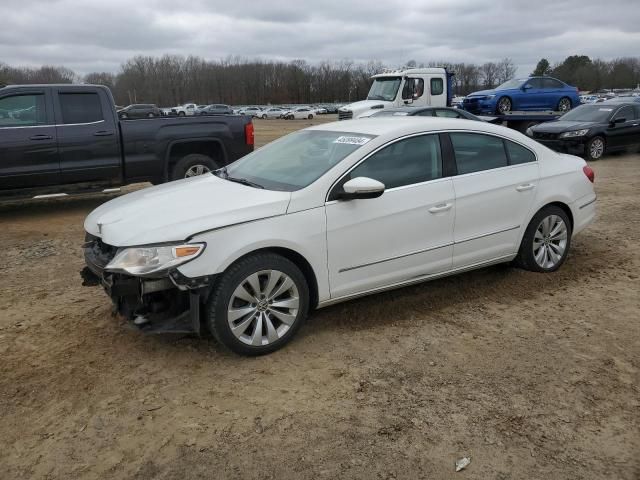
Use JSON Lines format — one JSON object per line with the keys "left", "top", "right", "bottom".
{"left": 176, "top": 207, "right": 331, "bottom": 303}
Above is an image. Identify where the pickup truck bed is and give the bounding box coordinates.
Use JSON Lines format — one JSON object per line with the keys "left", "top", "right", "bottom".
{"left": 0, "top": 84, "right": 254, "bottom": 198}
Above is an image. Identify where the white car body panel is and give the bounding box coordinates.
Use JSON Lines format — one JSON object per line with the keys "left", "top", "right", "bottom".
{"left": 84, "top": 118, "right": 596, "bottom": 308}
{"left": 326, "top": 177, "right": 455, "bottom": 298}
{"left": 84, "top": 175, "right": 291, "bottom": 246}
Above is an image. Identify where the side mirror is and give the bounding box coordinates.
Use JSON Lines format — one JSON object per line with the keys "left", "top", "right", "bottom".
{"left": 522, "top": 84, "right": 532, "bottom": 90}
{"left": 612, "top": 117, "right": 626, "bottom": 124}
{"left": 340, "top": 177, "right": 385, "bottom": 200}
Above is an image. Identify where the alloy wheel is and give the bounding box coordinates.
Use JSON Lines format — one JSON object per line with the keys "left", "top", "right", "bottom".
{"left": 227, "top": 270, "right": 300, "bottom": 346}
{"left": 498, "top": 97, "right": 511, "bottom": 114}
{"left": 532, "top": 215, "right": 568, "bottom": 269}
{"left": 590, "top": 138, "right": 604, "bottom": 159}
{"left": 184, "top": 164, "right": 211, "bottom": 177}
{"left": 558, "top": 98, "right": 571, "bottom": 112}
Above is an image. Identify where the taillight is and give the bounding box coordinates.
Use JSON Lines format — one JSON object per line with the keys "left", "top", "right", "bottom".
{"left": 583, "top": 165, "right": 595, "bottom": 183}
{"left": 244, "top": 122, "right": 254, "bottom": 146}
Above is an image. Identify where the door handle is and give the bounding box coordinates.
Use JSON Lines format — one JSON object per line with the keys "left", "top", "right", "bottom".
{"left": 93, "top": 131, "right": 114, "bottom": 136}
{"left": 516, "top": 183, "right": 535, "bottom": 192}
{"left": 428, "top": 203, "right": 453, "bottom": 214}
{"left": 29, "top": 134, "right": 52, "bottom": 140}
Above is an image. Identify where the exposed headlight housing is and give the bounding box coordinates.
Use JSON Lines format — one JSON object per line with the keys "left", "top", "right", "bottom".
{"left": 559, "top": 129, "right": 589, "bottom": 138}
{"left": 105, "top": 243, "right": 205, "bottom": 276}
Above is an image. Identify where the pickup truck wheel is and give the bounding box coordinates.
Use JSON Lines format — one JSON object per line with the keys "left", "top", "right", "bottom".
{"left": 171, "top": 154, "right": 218, "bottom": 180}
{"left": 178, "top": 111, "right": 186, "bottom": 117}
{"left": 308, "top": 114, "right": 313, "bottom": 119}
{"left": 207, "top": 253, "right": 310, "bottom": 355}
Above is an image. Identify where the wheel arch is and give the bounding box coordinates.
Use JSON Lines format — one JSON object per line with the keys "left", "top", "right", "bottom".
{"left": 219, "top": 246, "right": 320, "bottom": 310}
{"left": 164, "top": 138, "right": 228, "bottom": 181}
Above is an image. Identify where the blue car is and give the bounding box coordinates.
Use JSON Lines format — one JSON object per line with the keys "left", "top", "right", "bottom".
{"left": 463, "top": 76, "right": 580, "bottom": 115}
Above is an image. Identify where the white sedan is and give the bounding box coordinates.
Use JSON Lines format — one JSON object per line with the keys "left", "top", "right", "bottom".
{"left": 284, "top": 107, "right": 314, "bottom": 120}
{"left": 259, "top": 107, "right": 286, "bottom": 119}
{"left": 83, "top": 118, "right": 596, "bottom": 355}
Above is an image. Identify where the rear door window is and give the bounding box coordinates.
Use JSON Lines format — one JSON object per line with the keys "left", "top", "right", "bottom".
{"left": 505, "top": 140, "right": 536, "bottom": 165}
{"left": 450, "top": 133, "right": 508, "bottom": 174}
{"left": 543, "top": 78, "right": 563, "bottom": 89}
{"left": 0, "top": 94, "right": 48, "bottom": 127}
{"left": 59, "top": 93, "right": 104, "bottom": 124}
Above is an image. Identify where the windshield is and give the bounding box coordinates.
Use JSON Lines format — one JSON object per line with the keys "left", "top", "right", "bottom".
{"left": 371, "top": 110, "right": 409, "bottom": 117}
{"left": 496, "top": 78, "right": 527, "bottom": 90}
{"left": 560, "top": 105, "right": 614, "bottom": 122}
{"left": 367, "top": 77, "right": 402, "bottom": 101}
{"left": 225, "top": 130, "right": 375, "bottom": 191}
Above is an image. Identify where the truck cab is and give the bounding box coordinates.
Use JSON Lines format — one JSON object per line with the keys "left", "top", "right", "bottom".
{"left": 338, "top": 68, "right": 454, "bottom": 120}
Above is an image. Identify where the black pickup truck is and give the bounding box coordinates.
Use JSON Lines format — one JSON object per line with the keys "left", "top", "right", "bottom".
{"left": 0, "top": 84, "right": 254, "bottom": 197}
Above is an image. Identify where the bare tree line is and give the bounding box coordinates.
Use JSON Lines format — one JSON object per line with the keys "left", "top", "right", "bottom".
{"left": 1, "top": 55, "right": 639, "bottom": 107}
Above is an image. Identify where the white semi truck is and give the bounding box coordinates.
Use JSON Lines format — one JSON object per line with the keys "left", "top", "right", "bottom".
{"left": 338, "top": 67, "right": 455, "bottom": 120}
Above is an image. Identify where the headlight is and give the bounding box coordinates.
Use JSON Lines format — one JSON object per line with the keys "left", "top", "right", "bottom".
{"left": 485, "top": 95, "right": 496, "bottom": 100}
{"left": 559, "top": 129, "right": 589, "bottom": 138}
{"left": 105, "top": 243, "right": 205, "bottom": 276}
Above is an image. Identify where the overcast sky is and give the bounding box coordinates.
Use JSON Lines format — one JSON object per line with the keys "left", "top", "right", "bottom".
{"left": 1, "top": 0, "right": 639, "bottom": 77}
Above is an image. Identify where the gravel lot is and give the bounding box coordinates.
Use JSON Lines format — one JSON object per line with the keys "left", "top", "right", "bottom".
{"left": 1, "top": 116, "right": 638, "bottom": 479}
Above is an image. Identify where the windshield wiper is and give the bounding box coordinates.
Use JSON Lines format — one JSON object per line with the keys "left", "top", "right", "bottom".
{"left": 214, "top": 166, "right": 264, "bottom": 189}
{"left": 367, "top": 94, "right": 385, "bottom": 100}
{"left": 227, "top": 177, "right": 264, "bottom": 189}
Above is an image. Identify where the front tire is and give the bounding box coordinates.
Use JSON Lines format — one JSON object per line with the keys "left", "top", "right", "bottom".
{"left": 207, "top": 253, "right": 310, "bottom": 356}
{"left": 170, "top": 153, "right": 218, "bottom": 180}
{"left": 585, "top": 136, "right": 605, "bottom": 161}
{"left": 497, "top": 97, "right": 512, "bottom": 114}
{"left": 515, "top": 206, "right": 572, "bottom": 272}
{"left": 178, "top": 111, "right": 186, "bottom": 117}
{"left": 262, "top": 114, "right": 267, "bottom": 119}
{"left": 308, "top": 114, "right": 314, "bottom": 119}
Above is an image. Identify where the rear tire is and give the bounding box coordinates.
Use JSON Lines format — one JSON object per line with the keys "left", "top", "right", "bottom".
{"left": 262, "top": 114, "right": 267, "bottom": 119}
{"left": 207, "top": 253, "right": 310, "bottom": 356}
{"left": 585, "top": 136, "right": 605, "bottom": 161}
{"left": 557, "top": 97, "right": 572, "bottom": 112}
{"left": 515, "top": 206, "right": 572, "bottom": 273}
{"left": 308, "top": 114, "right": 314, "bottom": 119}
{"left": 170, "top": 154, "right": 218, "bottom": 180}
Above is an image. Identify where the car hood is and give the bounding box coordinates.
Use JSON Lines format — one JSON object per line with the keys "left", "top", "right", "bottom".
{"left": 466, "top": 89, "right": 498, "bottom": 98}
{"left": 532, "top": 120, "right": 598, "bottom": 133}
{"left": 84, "top": 175, "right": 292, "bottom": 247}
{"left": 340, "top": 99, "right": 393, "bottom": 118}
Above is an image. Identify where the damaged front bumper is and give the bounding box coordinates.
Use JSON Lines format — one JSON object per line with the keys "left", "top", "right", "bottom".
{"left": 81, "top": 235, "right": 214, "bottom": 335}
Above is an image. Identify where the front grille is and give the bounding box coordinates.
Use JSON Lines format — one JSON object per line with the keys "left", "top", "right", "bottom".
{"left": 338, "top": 109, "right": 353, "bottom": 120}
{"left": 533, "top": 132, "right": 558, "bottom": 141}
{"left": 84, "top": 233, "right": 117, "bottom": 276}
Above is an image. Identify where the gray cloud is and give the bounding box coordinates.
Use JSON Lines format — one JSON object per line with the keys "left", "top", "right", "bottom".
{"left": 0, "top": 0, "right": 638, "bottom": 76}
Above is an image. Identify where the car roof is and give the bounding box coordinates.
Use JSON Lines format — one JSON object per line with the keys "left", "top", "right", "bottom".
{"left": 308, "top": 116, "right": 514, "bottom": 138}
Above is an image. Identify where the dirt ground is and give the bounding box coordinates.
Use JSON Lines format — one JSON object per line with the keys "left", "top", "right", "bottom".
{"left": 1, "top": 117, "right": 638, "bottom": 479}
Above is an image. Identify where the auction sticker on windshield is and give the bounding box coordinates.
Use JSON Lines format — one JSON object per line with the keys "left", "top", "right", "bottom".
{"left": 333, "top": 136, "right": 371, "bottom": 146}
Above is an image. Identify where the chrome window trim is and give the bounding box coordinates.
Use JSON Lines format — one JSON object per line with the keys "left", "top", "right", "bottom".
{"left": 0, "top": 119, "right": 105, "bottom": 130}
